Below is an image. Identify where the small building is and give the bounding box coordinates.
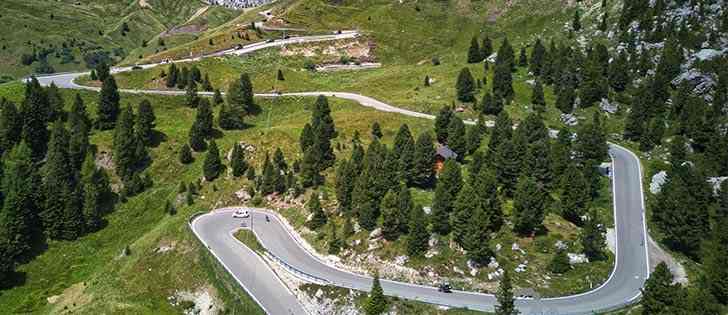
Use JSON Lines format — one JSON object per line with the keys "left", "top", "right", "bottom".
{"left": 434, "top": 143, "right": 458, "bottom": 172}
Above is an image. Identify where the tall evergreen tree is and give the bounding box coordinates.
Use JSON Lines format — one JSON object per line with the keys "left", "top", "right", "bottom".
{"left": 306, "top": 194, "right": 327, "bottom": 230}
{"left": 580, "top": 48, "right": 609, "bottom": 107}
{"left": 370, "top": 122, "right": 383, "bottom": 139}
{"left": 481, "top": 36, "right": 493, "bottom": 60}
{"left": 494, "top": 37, "right": 515, "bottom": 100}
{"left": 518, "top": 46, "right": 528, "bottom": 67}
{"left": 230, "top": 143, "right": 247, "bottom": 177}
{"left": 411, "top": 132, "right": 435, "bottom": 188}
{"left": 300, "top": 143, "right": 324, "bottom": 188}
{"left": 525, "top": 140, "right": 553, "bottom": 187}
{"left": 135, "top": 99, "right": 156, "bottom": 146}
{"left": 0, "top": 142, "right": 40, "bottom": 261}
{"left": 581, "top": 207, "right": 607, "bottom": 261}
{"left": 226, "top": 73, "right": 259, "bottom": 115}
{"left": 45, "top": 82, "right": 64, "bottom": 122}
{"left": 642, "top": 262, "right": 684, "bottom": 315}
{"left": 202, "top": 141, "right": 222, "bottom": 181}
{"left": 531, "top": 80, "right": 546, "bottom": 111}
{"left": 327, "top": 220, "right": 341, "bottom": 255}
{"left": 113, "top": 106, "right": 143, "bottom": 180}
{"left": 96, "top": 76, "right": 120, "bottom": 130}
{"left": 703, "top": 209, "right": 728, "bottom": 302}
{"left": 512, "top": 176, "right": 547, "bottom": 235}
{"left": 20, "top": 78, "right": 50, "bottom": 160}
{"left": 365, "top": 273, "right": 388, "bottom": 315}
{"left": 466, "top": 116, "right": 487, "bottom": 154}
{"left": 555, "top": 82, "right": 576, "bottom": 114}
{"left": 495, "top": 139, "right": 520, "bottom": 196}
{"left": 576, "top": 112, "right": 608, "bottom": 162}
{"left": 447, "top": 117, "right": 467, "bottom": 160}
{"left": 43, "top": 121, "right": 73, "bottom": 239}
{"left": 434, "top": 106, "right": 453, "bottom": 143}
{"left": 185, "top": 81, "right": 200, "bottom": 108}
{"left": 560, "top": 163, "right": 590, "bottom": 225}
{"left": 392, "top": 124, "right": 415, "bottom": 182}
{"left": 495, "top": 268, "right": 519, "bottom": 315}
{"left": 609, "top": 50, "right": 630, "bottom": 92}
{"left": 0, "top": 99, "right": 22, "bottom": 155}
{"left": 572, "top": 9, "right": 582, "bottom": 31}
{"left": 407, "top": 204, "right": 429, "bottom": 257}
{"left": 431, "top": 160, "right": 463, "bottom": 235}
{"left": 381, "top": 190, "right": 405, "bottom": 241}
{"left": 456, "top": 68, "right": 476, "bottom": 102}
{"left": 529, "top": 38, "right": 546, "bottom": 76}
{"left": 335, "top": 160, "right": 356, "bottom": 213}
{"left": 166, "top": 63, "right": 178, "bottom": 88}
{"left": 467, "top": 36, "right": 483, "bottom": 63}
{"left": 80, "top": 152, "right": 104, "bottom": 232}
{"left": 487, "top": 111, "right": 513, "bottom": 159}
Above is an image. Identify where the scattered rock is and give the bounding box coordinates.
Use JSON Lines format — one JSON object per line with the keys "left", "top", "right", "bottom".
{"left": 606, "top": 228, "right": 616, "bottom": 254}
{"left": 369, "top": 228, "right": 382, "bottom": 240}
{"left": 599, "top": 98, "right": 618, "bottom": 114}
{"left": 394, "top": 255, "right": 408, "bottom": 266}
{"left": 568, "top": 253, "right": 589, "bottom": 265}
{"left": 422, "top": 206, "right": 432, "bottom": 215}
{"left": 495, "top": 243, "right": 502, "bottom": 252}
{"left": 707, "top": 177, "right": 728, "bottom": 195}
{"left": 235, "top": 189, "right": 252, "bottom": 202}
{"left": 428, "top": 235, "right": 438, "bottom": 248}
{"left": 650, "top": 171, "right": 668, "bottom": 194}
{"left": 555, "top": 240, "right": 568, "bottom": 250}
{"left": 488, "top": 257, "right": 499, "bottom": 269}
{"left": 515, "top": 263, "right": 527, "bottom": 273}
{"left": 561, "top": 113, "right": 578, "bottom": 126}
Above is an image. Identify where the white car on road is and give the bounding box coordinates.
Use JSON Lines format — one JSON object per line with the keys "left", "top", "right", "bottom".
{"left": 232, "top": 209, "right": 250, "bottom": 218}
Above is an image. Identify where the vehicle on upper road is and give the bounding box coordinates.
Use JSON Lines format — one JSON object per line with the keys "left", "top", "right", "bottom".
{"left": 437, "top": 283, "right": 452, "bottom": 293}
{"left": 232, "top": 209, "right": 250, "bottom": 218}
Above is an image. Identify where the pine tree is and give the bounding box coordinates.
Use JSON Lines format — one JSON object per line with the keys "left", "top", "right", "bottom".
{"left": 186, "top": 81, "right": 200, "bottom": 108}
{"left": 518, "top": 46, "right": 528, "bottom": 67}
{"left": 431, "top": 160, "right": 463, "bottom": 235}
{"left": 555, "top": 82, "right": 576, "bottom": 114}
{"left": 529, "top": 38, "right": 546, "bottom": 76}
{"left": 113, "top": 106, "right": 143, "bottom": 180}
{"left": 392, "top": 124, "right": 415, "bottom": 182}
{"left": 530, "top": 80, "right": 546, "bottom": 111}
{"left": 396, "top": 184, "right": 414, "bottom": 234}
{"left": 166, "top": 63, "right": 178, "bottom": 88}
{"left": 467, "top": 36, "right": 483, "bottom": 63}
{"left": 525, "top": 140, "right": 553, "bottom": 187}
{"left": 407, "top": 205, "right": 429, "bottom": 257}
{"left": 495, "top": 139, "right": 520, "bottom": 197}
{"left": 230, "top": 143, "right": 247, "bottom": 176}
{"left": 370, "top": 122, "right": 383, "bottom": 139}
{"left": 0, "top": 142, "right": 39, "bottom": 261}
{"left": 273, "top": 148, "right": 288, "bottom": 172}
{"left": 572, "top": 9, "right": 582, "bottom": 31}
{"left": 381, "top": 190, "right": 404, "bottom": 241}
{"left": 642, "top": 262, "right": 684, "bottom": 315}
{"left": 177, "top": 67, "right": 189, "bottom": 89}
{"left": 213, "top": 89, "right": 224, "bottom": 106}
{"left": 446, "top": 117, "right": 467, "bottom": 160}
{"left": 365, "top": 273, "right": 388, "bottom": 315}
{"left": 550, "top": 247, "right": 571, "bottom": 274}
{"left": 202, "top": 141, "right": 222, "bottom": 181}
{"left": 495, "top": 268, "right": 519, "bottom": 315}
{"left": 481, "top": 36, "right": 493, "bottom": 60}
{"left": 179, "top": 143, "right": 193, "bottom": 164}
{"left": 466, "top": 116, "right": 487, "bottom": 154}
{"left": 299, "top": 123, "right": 314, "bottom": 153}
{"left": 334, "top": 159, "right": 356, "bottom": 213}
{"left": 306, "top": 194, "right": 327, "bottom": 230}
{"left": 512, "top": 176, "right": 547, "bottom": 235}
{"left": 411, "top": 132, "right": 435, "bottom": 188}
{"left": 227, "top": 73, "right": 259, "bottom": 115}
{"left": 494, "top": 38, "right": 515, "bottom": 100}
{"left": 703, "top": 213, "right": 728, "bottom": 302}
{"left": 327, "top": 220, "right": 342, "bottom": 254}
{"left": 488, "top": 111, "right": 513, "bottom": 161}
{"left": 96, "top": 62, "right": 110, "bottom": 83}
{"left": 456, "top": 68, "right": 476, "bottom": 102}
{"left": 43, "top": 121, "right": 73, "bottom": 239}
{"left": 276, "top": 69, "right": 285, "bottom": 81}
{"left": 188, "top": 117, "right": 207, "bottom": 152}
{"left": 609, "top": 50, "right": 630, "bottom": 92}
{"left": 201, "top": 74, "right": 213, "bottom": 92}
{"left": 45, "top": 82, "right": 64, "bottom": 122}
{"left": 300, "top": 144, "right": 324, "bottom": 188}
{"left": 580, "top": 48, "right": 609, "bottom": 107}
{"left": 0, "top": 99, "right": 22, "bottom": 155}
{"left": 581, "top": 208, "right": 606, "bottom": 261}
{"left": 576, "top": 112, "right": 608, "bottom": 162}
{"left": 434, "top": 106, "right": 453, "bottom": 143}
{"left": 560, "top": 163, "right": 590, "bottom": 225}
{"left": 20, "top": 78, "right": 50, "bottom": 160}
{"left": 96, "top": 76, "right": 120, "bottom": 130}
{"left": 135, "top": 99, "right": 156, "bottom": 146}
{"left": 80, "top": 152, "right": 104, "bottom": 232}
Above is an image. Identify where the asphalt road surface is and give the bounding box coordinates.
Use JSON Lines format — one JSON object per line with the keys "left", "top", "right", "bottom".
{"left": 34, "top": 32, "right": 650, "bottom": 315}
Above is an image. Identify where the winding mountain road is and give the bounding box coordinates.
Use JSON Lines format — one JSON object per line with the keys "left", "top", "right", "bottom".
{"left": 35, "top": 32, "right": 650, "bottom": 315}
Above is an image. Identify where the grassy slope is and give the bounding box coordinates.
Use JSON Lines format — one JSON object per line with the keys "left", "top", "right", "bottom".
{"left": 0, "top": 0, "right": 239, "bottom": 78}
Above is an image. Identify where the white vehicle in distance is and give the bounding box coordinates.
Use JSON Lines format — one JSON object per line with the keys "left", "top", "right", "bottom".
{"left": 232, "top": 209, "right": 250, "bottom": 218}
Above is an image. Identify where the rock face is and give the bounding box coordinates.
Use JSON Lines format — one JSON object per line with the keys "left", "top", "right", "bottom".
{"left": 561, "top": 113, "right": 578, "bottom": 126}
{"left": 599, "top": 98, "right": 618, "bottom": 114}
{"left": 650, "top": 171, "right": 668, "bottom": 194}
{"left": 206, "top": 0, "right": 274, "bottom": 9}
{"left": 568, "top": 253, "right": 589, "bottom": 265}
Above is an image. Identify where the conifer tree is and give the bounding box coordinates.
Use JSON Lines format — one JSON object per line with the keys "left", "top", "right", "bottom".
{"left": 581, "top": 207, "right": 607, "bottom": 261}
{"left": 447, "top": 117, "right": 467, "bottom": 160}
{"left": 530, "top": 80, "right": 546, "bottom": 111}
{"left": 179, "top": 143, "right": 193, "bottom": 164}
{"left": 495, "top": 139, "right": 520, "bottom": 196}
{"left": 431, "top": 160, "right": 463, "bottom": 235}
{"left": 703, "top": 206, "right": 728, "bottom": 302}
{"left": 203, "top": 141, "right": 222, "bottom": 181}
{"left": 494, "top": 37, "right": 515, "bottom": 100}
{"left": 177, "top": 67, "right": 189, "bottom": 89}
{"left": 227, "top": 73, "right": 259, "bottom": 115}
{"left": 370, "top": 122, "right": 383, "bottom": 139}
{"left": 212, "top": 89, "right": 224, "bottom": 106}
{"left": 572, "top": 9, "right": 582, "bottom": 32}
{"left": 0, "top": 142, "right": 39, "bottom": 261}
{"left": 20, "top": 78, "right": 50, "bottom": 160}
{"left": 525, "top": 140, "right": 553, "bottom": 187}
{"left": 230, "top": 143, "right": 247, "bottom": 176}
{"left": 580, "top": 49, "right": 609, "bottom": 107}
{"left": 464, "top": 203, "right": 493, "bottom": 265}
{"left": 411, "top": 132, "right": 435, "bottom": 188}
{"left": 609, "top": 50, "right": 630, "bottom": 92}
{"left": 365, "top": 273, "right": 388, "bottom": 315}
{"left": 327, "top": 220, "right": 342, "bottom": 254}
{"left": 306, "top": 194, "right": 327, "bottom": 230}
{"left": 576, "top": 112, "right": 608, "bottom": 162}
{"left": 135, "top": 99, "right": 156, "bottom": 146}
{"left": 43, "top": 121, "right": 73, "bottom": 239}
{"left": 518, "top": 46, "right": 528, "bottom": 67}
{"left": 512, "top": 176, "right": 547, "bottom": 235}
{"left": 467, "top": 37, "right": 482, "bottom": 63}
{"left": 495, "top": 268, "right": 519, "bottom": 315}
{"left": 488, "top": 111, "right": 513, "bottom": 160}
{"left": 335, "top": 159, "right": 355, "bottom": 213}
{"left": 300, "top": 144, "right": 324, "bottom": 188}
{"left": 45, "top": 82, "right": 63, "bottom": 122}
{"left": 434, "top": 106, "right": 453, "bottom": 143}
{"left": 276, "top": 69, "right": 285, "bottom": 81}
{"left": 0, "top": 99, "right": 21, "bottom": 155}
{"left": 186, "top": 81, "right": 200, "bottom": 108}
{"left": 381, "top": 190, "right": 404, "bottom": 241}
{"left": 466, "top": 116, "right": 487, "bottom": 154}
{"left": 392, "top": 124, "right": 415, "bottom": 182}
{"left": 456, "top": 68, "right": 476, "bottom": 102}
{"left": 201, "top": 74, "right": 213, "bottom": 92}
{"left": 555, "top": 82, "right": 576, "bottom": 114}
{"left": 299, "top": 123, "right": 314, "bottom": 153}
{"left": 396, "top": 184, "right": 414, "bottom": 234}
{"left": 642, "top": 262, "right": 683, "bottom": 315}
{"left": 550, "top": 247, "right": 571, "bottom": 274}
{"left": 273, "top": 148, "right": 288, "bottom": 172}
{"left": 96, "top": 62, "right": 110, "bottom": 83}
{"left": 96, "top": 76, "right": 120, "bottom": 130}
{"left": 481, "top": 92, "right": 502, "bottom": 116}
{"left": 166, "top": 63, "right": 178, "bottom": 88}
{"left": 529, "top": 38, "right": 546, "bottom": 76}
{"left": 407, "top": 205, "right": 429, "bottom": 257}
{"left": 481, "top": 36, "right": 493, "bottom": 60}
{"left": 560, "top": 163, "right": 590, "bottom": 225}
{"left": 113, "top": 106, "right": 142, "bottom": 180}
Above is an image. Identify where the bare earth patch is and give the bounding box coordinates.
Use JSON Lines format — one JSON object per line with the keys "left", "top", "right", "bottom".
{"left": 280, "top": 39, "right": 377, "bottom": 63}
{"left": 47, "top": 282, "right": 93, "bottom": 314}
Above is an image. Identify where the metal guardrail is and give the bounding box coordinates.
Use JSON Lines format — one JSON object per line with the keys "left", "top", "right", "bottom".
{"left": 262, "top": 251, "right": 330, "bottom": 285}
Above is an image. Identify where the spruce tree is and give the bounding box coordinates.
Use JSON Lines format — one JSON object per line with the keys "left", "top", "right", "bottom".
{"left": 396, "top": 184, "right": 414, "bottom": 234}
{"left": 466, "top": 116, "right": 487, "bottom": 154}
{"left": 0, "top": 142, "right": 39, "bottom": 261}
{"left": 576, "top": 112, "right": 608, "bottom": 162}
{"left": 529, "top": 38, "right": 546, "bottom": 76}
{"left": 434, "top": 106, "right": 453, "bottom": 143}
{"left": 609, "top": 50, "right": 630, "bottom": 92}
{"left": 96, "top": 76, "right": 120, "bottom": 130}
{"left": 431, "top": 160, "right": 463, "bottom": 235}
{"left": 392, "top": 124, "right": 415, "bottom": 182}
{"left": 166, "top": 63, "right": 178, "bottom": 88}
{"left": 580, "top": 48, "right": 609, "bottom": 107}
{"left": 177, "top": 67, "right": 189, "bottom": 89}
{"left": 203, "top": 141, "right": 222, "bottom": 181}
{"left": 227, "top": 73, "right": 258, "bottom": 115}
{"left": 212, "top": 89, "right": 224, "bottom": 106}
{"left": 411, "top": 132, "right": 435, "bottom": 188}
{"left": 407, "top": 205, "right": 429, "bottom": 257}
{"left": 230, "top": 143, "right": 247, "bottom": 177}
{"left": 494, "top": 38, "right": 515, "bottom": 101}
{"left": 96, "top": 62, "right": 110, "bottom": 83}
{"left": 495, "top": 139, "right": 520, "bottom": 197}
{"left": 327, "top": 220, "right": 341, "bottom": 254}
{"left": 0, "top": 99, "right": 22, "bottom": 155}
{"left": 20, "top": 78, "right": 50, "bottom": 160}
{"left": 488, "top": 111, "right": 513, "bottom": 162}
{"left": 456, "top": 68, "right": 476, "bottom": 102}
{"left": 136, "top": 99, "right": 156, "bottom": 146}
{"left": 550, "top": 247, "right": 571, "bottom": 274}
{"left": 581, "top": 208, "right": 607, "bottom": 261}
{"left": 512, "top": 176, "right": 547, "bottom": 236}
{"left": 467, "top": 36, "right": 482, "bottom": 63}
{"left": 482, "top": 92, "right": 502, "bottom": 116}
{"left": 560, "top": 163, "right": 590, "bottom": 225}
{"left": 525, "top": 140, "right": 553, "bottom": 187}
{"left": 179, "top": 144, "right": 193, "bottom": 164}
{"left": 530, "top": 80, "right": 546, "bottom": 111}
{"left": 299, "top": 123, "right": 314, "bottom": 153}
{"left": 642, "top": 262, "right": 683, "bottom": 315}
{"left": 335, "top": 159, "right": 356, "bottom": 213}
{"left": 370, "top": 122, "right": 383, "bottom": 139}
{"left": 186, "top": 81, "right": 200, "bottom": 108}
{"left": 381, "top": 190, "right": 404, "bottom": 241}
{"left": 80, "top": 152, "right": 104, "bottom": 232}
{"left": 277, "top": 69, "right": 285, "bottom": 81}
{"left": 43, "top": 121, "right": 73, "bottom": 239}
{"left": 465, "top": 203, "right": 493, "bottom": 265}
{"left": 45, "top": 82, "right": 63, "bottom": 122}
{"left": 446, "top": 117, "right": 467, "bottom": 160}
{"left": 300, "top": 144, "right": 324, "bottom": 188}
{"left": 113, "top": 106, "right": 142, "bottom": 180}
{"left": 481, "top": 36, "right": 493, "bottom": 60}
{"left": 555, "top": 82, "right": 576, "bottom": 114}
{"left": 703, "top": 213, "right": 728, "bottom": 302}
{"left": 495, "top": 268, "right": 519, "bottom": 315}
{"left": 518, "top": 46, "right": 528, "bottom": 67}
{"left": 306, "top": 194, "right": 327, "bottom": 230}
{"left": 273, "top": 148, "right": 288, "bottom": 172}
{"left": 365, "top": 273, "right": 388, "bottom": 315}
